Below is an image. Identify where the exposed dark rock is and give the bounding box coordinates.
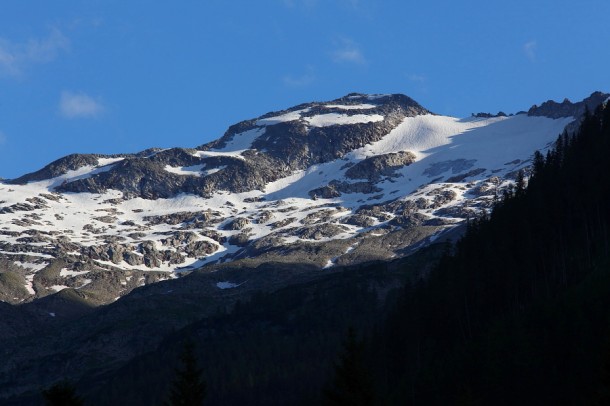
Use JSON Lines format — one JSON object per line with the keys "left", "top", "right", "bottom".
{"left": 424, "top": 159, "right": 477, "bottom": 177}
{"left": 389, "top": 213, "right": 428, "bottom": 228}
{"left": 199, "top": 229, "right": 226, "bottom": 244}
{"left": 0, "top": 203, "right": 37, "bottom": 214}
{"left": 39, "top": 193, "right": 62, "bottom": 202}
{"left": 144, "top": 211, "right": 220, "bottom": 226}
{"left": 244, "top": 196, "right": 265, "bottom": 203}
{"left": 161, "top": 250, "right": 185, "bottom": 265}
{"left": 269, "top": 217, "right": 297, "bottom": 229}
{"left": 94, "top": 215, "right": 117, "bottom": 224}
{"left": 528, "top": 91, "right": 609, "bottom": 119}
{"left": 294, "top": 224, "right": 349, "bottom": 240}
{"left": 345, "top": 151, "right": 416, "bottom": 181}
{"left": 123, "top": 252, "right": 144, "bottom": 266}
{"left": 33, "top": 94, "right": 429, "bottom": 199}
{"left": 425, "top": 188, "right": 458, "bottom": 208}
{"left": 471, "top": 177, "right": 502, "bottom": 197}
{"left": 435, "top": 205, "right": 477, "bottom": 218}
{"left": 55, "top": 157, "right": 201, "bottom": 199}
{"left": 228, "top": 230, "right": 252, "bottom": 247}
{"left": 25, "top": 197, "right": 48, "bottom": 207}
{"left": 139, "top": 241, "right": 161, "bottom": 268}
{"left": 309, "top": 185, "right": 340, "bottom": 199}
{"left": 309, "top": 180, "right": 381, "bottom": 199}
{"left": 300, "top": 209, "right": 342, "bottom": 225}
{"left": 184, "top": 240, "right": 217, "bottom": 257}
{"left": 256, "top": 211, "right": 274, "bottom": 224}
{"left": 161, "top": 232, "right": 199, "bottom": 247}
{"left": 81, "top": 243, "right": 131, "bottom": 264}
{"left": 247, "top": 235, "right": 287, "bottom": 255}
{"left": 8, "top": 154, "right": 101, "bottom": 184}
{"left": 342, "top": 214, "right": 375, "bottom": 228}
{"left": 355, "top": 205, "right": 394, "bottom": 222}
{"left": 445, "top": 168, "right": 486, "bottom": 182}
{"left": 472, "top": 112, "right": 507, "bottom": 118}
{"left": 223, "top": 217, "right": 250, "bottom": 230}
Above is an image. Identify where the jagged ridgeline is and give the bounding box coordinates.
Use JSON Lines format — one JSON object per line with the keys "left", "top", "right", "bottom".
{"left": 10, "top": 94, "right": 427, "bottom": 197}
{"left": 1, "top": 92, "right": 605, "bottom": 306}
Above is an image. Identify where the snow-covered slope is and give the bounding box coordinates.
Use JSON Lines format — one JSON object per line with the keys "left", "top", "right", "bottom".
{"left": 0, "top": 92, "right": 602, "bottom": 305}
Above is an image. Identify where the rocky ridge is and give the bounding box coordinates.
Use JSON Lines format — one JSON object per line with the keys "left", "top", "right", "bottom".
{"left": 0, "top": 92, "right": 605, "bottom": 306}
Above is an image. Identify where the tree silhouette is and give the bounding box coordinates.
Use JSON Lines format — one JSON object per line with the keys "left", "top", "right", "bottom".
{"left": 42, "top": 381, "right": 84, "bottom": 406}
{"left": 165, "top": 340, "right": 207, "bottom": 406}
{"left": 323, "top": 328, "right": 374, "bottom": 406}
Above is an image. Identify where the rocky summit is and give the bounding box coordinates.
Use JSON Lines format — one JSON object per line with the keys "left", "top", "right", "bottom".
{"left": 0, "top": 92, "right": 606, "bottom": 305}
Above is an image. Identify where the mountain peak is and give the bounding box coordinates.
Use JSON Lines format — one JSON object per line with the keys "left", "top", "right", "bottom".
{"left": 0, "top": 91, "right": 602, "bottom": 308}
{"left": 528, "top": 91, "right": 609, "bottom": 119}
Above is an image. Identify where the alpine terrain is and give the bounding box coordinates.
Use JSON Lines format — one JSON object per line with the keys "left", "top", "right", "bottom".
{"left": 0, "top": 92, "right": 606, "bottom": 306}
{"left": 1, "top": 91, "right": 609, "bottom": 405}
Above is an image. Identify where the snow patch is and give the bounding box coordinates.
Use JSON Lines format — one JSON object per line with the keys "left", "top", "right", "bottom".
{"left": 214, "top": 128, "right": 266, "bottom": 152}
{"left": 216, "top": 281, "right": 242, "bottom": 289}
{"left": 164, "top": 164, "right": 205, "bottom": 177}
{"left": 323, "top": 259, "right": 335, "bottom": 269}
{"left": 24, "top": 274, "right": 35, "bottom": 295}
{"left": 59, "top": 269, "right": 89, "bottom": 277}
{"left": 257, "top": 109, "right": 310, "bottom": 126}
{"left": 19, "top": 261, "right": 48, "bottom": 271}
{"left": 324, "top": 104, "right": 377, "bottom": 110}
{"left": 305, "top": 113, "right": 384, "bottom": 127}
{"left": 367, "top": 94, "right": 390, "bottom": 100}
{"left": 203, "top": 165, "right": 226, "bottom": 176}
{"left": 192, "top": 150, "right": 246, "bottom": 160}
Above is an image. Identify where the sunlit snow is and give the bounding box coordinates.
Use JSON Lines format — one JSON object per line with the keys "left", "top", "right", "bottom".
{"left": 304, "top": 113, "right": 384, "bottom": 127}
{"left": 324, "top": 104, "right": 377, "bottom": 110}
{"left": 0, "top": 111, "right": 574, "bottom": 295}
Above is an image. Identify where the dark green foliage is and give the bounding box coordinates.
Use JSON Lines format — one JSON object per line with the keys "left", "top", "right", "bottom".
{"left": 165, "top": 340, "right": 206, "bottom": 406}
{"left": 42, "top": 382, "right": 84, "bottom": 406}
{"left": 323, "top": 328, "right": 374, "bottom": 406}
{"left": 27, "top": 104, "right": 610, "bottom": 406}
{"left": 78, "top": 255, "right": 439, "bottom": 406}
{"left": 375, "top": 103, "right": 610, "bottom": 405}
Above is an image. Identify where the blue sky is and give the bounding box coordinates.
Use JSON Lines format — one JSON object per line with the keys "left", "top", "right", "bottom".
{"left": 1, "top": 0, "right": 609, "bottom": 178}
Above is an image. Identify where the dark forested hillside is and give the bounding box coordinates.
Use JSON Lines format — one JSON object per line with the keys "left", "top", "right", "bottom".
{"left": 86, "top": 103, "right": 610, "bottom": 406}
{"left": 66, "top": 247, "right": 443, "bottom": 406}
{"left": 8, "top": 104, "right": 610, "bottom": 406}
{"left": 376, "top": 104, "right": 610, "bottom": 405}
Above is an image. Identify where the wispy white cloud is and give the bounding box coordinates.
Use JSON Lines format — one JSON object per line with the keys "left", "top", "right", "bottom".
{"left": 59, "top": 91, "right": 104, "bottom": 119}
{"left": 282, "top": 66, "right": 316, "bottom": 87}
{"left": 0, "top": 28, "right": 69, "bottom": 77}
{"left": 523, "top": 40, "right": 537, "bottom": 62}
{"left": 407, "top": 73, "right": 426, "bottom": 84}
{"left": 405, "top": 73, "right": 429, "bottom": 95}
{"left": 330, "top": 37, "right": 366, "bottom": 65}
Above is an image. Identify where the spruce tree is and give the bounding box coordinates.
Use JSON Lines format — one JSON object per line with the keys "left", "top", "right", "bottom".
{"left": 42, "top": 381, "right": 84, "bottom": 406}
{"left": 515, "top": 169, "right": 526, "bottom": 196}
{"left": 323, "top": 328, "right": 374, "bottom": 406}
{"left": 165, "top": 340, "right": 207, "bottom": 406}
